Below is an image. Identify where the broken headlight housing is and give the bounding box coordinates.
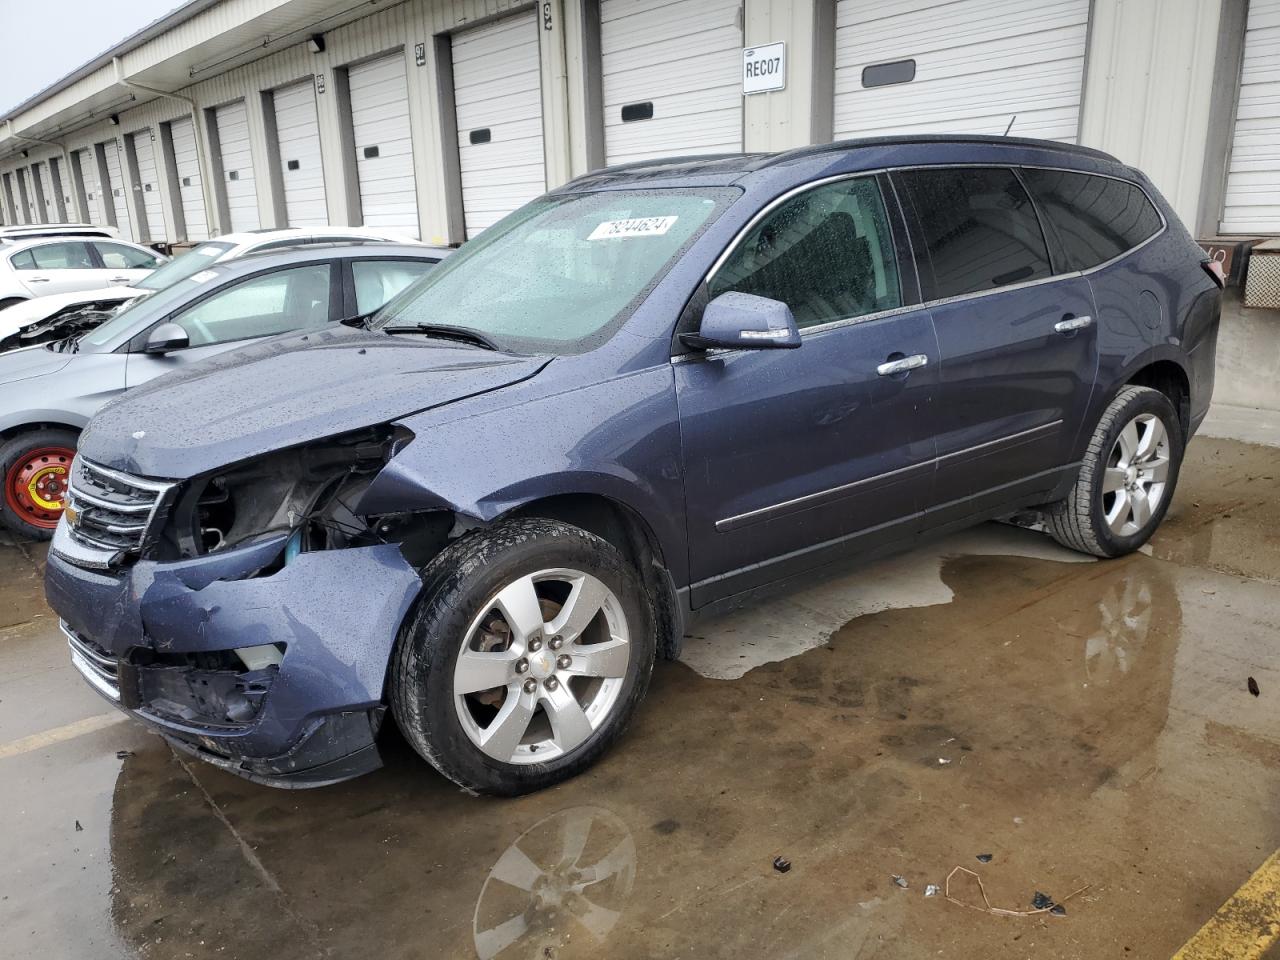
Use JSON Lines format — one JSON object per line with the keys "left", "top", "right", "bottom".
{"left": 155, "top": 426, "right": 414, "bottom": 562}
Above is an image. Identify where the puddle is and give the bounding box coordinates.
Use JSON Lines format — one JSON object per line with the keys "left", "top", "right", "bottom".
{"left": 680, "top": 524, "right": 1093, "bottom": 680}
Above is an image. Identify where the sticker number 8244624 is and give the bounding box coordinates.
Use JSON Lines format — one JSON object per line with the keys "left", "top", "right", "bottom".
{"left": 587, "top": 215, "right": 679, "bottom": 241}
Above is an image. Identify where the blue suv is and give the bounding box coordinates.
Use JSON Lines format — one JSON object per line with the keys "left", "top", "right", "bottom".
{"left": 45, "top": 135, "right": 1222, "bottom": 794}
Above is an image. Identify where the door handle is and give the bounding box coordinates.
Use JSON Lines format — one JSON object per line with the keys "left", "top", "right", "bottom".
{"left": 1054, "top": 315, "right": 1092, "bottom": 334}
{"left": 108, "top": 276, "right": 131, "bottom": 283}
{"left": 28, "top": 277, "right": 50, "bottom": 283}
{"left": 877, "top": 353, "right": 928, "bottom": 377}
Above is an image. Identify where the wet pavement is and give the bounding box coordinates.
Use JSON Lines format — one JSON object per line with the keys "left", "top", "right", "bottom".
{"left": 2, "top": 435, "right": 1278, "bottom": 960}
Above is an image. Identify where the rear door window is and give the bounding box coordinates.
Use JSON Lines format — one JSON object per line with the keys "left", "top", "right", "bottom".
{"left": 1018, "top": 169, "right": 1163, "bottom": 271}
{"left": 709, "top": 176, "right": 902, "bottom": 329}
{"left": 352, "top": 258, "right": 436, "bottom": 313}
{"left": 896, "top": 167, "right": 1051, "bottom": 300}
{"left": 92, "top": 241, "right": 161, "bottom": 269}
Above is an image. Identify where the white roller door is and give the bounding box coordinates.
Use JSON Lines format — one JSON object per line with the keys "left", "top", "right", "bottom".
{"left": 75, "top": 148, "right": 106, "bottom": 226}
{"left": 1221, "top": 0, "right": 1280, "bottom": 234}
{"left": 130, "top": 130, "right": 166, "bottom": 241}
{"left": 101, "top": 140, "right": 134, "bottom": 240}
{"left": 600, "top": 0, "right": 743, "bottom": 166}
{"left": 168, "top": 117, "right": 209, "bottom": 240}
{"left": 215, "top": 100, "right": 260, "bottom": 233}
{"left": 349, "top": 52, "right": 418, "bottom": 237}
{"left": 452, "top": 10, "right": 546, "bottom": 237}
{"left": 833, "top": 0, "right": 1089, "bottom": 143}
{"left": 272, "top": 79, "right": 327, "bottom": 227}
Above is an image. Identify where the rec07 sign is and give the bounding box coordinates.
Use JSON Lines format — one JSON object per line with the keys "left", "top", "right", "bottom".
{"left": 743, "top": 41, "right": 785, "bottom": 94}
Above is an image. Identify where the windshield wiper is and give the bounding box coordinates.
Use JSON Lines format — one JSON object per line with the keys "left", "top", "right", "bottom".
{"left": 381, "top": 322, "right": 499, "bottom": 351}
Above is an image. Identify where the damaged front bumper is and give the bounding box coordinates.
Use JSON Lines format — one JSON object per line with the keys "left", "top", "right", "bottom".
{"left": 45, "top": 522, "right": 422, "bottom": 787}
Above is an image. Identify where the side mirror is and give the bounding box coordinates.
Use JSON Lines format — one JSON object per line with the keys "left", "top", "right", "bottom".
{"left": 679, "top": 292, "right": 801, "bottom": 352}
{"left": 144, "top": 322, "right": 189, "bottom": 354}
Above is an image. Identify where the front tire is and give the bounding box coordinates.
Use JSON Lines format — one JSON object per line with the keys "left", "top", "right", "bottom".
{"left": 391, "top": 518, "right": 655, "bottom": 796}
{"left": 1, "top": 428, "right": 78, "bottom": 540}
{"left": 1045, "top": 385, "right": 1183, "bottom": 558}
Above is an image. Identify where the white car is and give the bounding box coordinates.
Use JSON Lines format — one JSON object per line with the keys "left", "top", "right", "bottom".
{"left": 125, "top": 226, "right": 419, "bottom": 295}
{"left": 0, "top": 223, "right": 119, "bottom": 241}
{"left": 0, "top": 226, "right": 422, "bottom": 350}
{"left": 0, "top": 235, "right": 165, "bottom": 311}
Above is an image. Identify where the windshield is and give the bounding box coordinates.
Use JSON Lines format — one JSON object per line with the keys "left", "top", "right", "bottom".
{"left": 371, "top": 188, "right": 736, "bottom": 353}
{"left": 133, "top": 241, "right": 235, "bottom": 291}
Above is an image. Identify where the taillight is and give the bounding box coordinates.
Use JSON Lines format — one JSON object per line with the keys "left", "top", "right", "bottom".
{"left": 1202, "top": 259, "right": 1226, "bottom": 289}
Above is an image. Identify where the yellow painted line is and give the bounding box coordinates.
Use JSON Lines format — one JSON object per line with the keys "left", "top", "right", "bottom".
{"left": 0, "top": 712, "right": 126, "bottom": 761}
{"left": 1172, "top": 849, "right": 1280, "bottom": 960}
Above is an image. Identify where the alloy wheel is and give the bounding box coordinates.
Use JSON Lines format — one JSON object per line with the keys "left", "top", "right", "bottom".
{"left": 1102, "top": 413, "right": 1170, "bottom": 537}
{"left": 453, "top": 568, "right": 632, "bottom": 764}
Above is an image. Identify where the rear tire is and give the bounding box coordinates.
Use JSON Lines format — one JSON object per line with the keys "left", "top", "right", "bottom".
{"left": 391, "top": 517, "right": 655, "bottom": 796}
{"left": 1, "top": 428, "right": 78, "bottom": 540}
{"left": 1045, "top": 386, "right": 1183, "bottom": 558}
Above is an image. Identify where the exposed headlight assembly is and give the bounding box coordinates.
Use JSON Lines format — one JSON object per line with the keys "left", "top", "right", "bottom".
{"left": 159, "top": 426, "right": 414, "bottom": 561}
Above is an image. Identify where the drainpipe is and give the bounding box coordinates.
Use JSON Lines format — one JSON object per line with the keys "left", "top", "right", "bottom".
{"left": 3, "top": 119, "right": 77, "bottom": 221}
{"left": 112, "top": 56, "right": 218, "bottom": 238}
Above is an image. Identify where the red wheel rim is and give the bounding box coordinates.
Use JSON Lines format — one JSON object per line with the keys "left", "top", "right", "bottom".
{"left": 4, "top": 445, "right": 75, "bottom": 530}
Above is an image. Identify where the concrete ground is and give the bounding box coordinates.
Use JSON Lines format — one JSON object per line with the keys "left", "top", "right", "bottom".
{"left": 2, "top": 431, "right": 1279, "bottom": 960}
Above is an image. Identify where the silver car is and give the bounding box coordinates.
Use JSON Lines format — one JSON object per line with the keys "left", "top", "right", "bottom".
{"left": 0, "top": 242, "right": 447, "bottom": 538}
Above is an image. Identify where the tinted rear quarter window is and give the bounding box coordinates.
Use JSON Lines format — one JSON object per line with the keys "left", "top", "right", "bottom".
{"left": 1018, "top": 168, "right": 1163, "bottom": 270}
{"left": 897, "top": 167, "right": 1051, "bottom": 300}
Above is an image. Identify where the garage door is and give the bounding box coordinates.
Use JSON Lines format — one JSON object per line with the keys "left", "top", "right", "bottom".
{"left": 1, "top": 173, "right": 15, "bottom": 224}
{"left": 75, "top": 148, "right": 106, "bottom": 226}
{"left": 168, "top": 116, "right": 209, "bottom": 240}
{"left": 348, "top": 52, "right": 418, "bottom": 237}
{"left": 1221, "top": 0, "right": 1280, "bottom": 234}
{"left": 215, "top": 100, "right": 260, "bottom": 233}
{"left": 130, "top": 130, "right": 166, "bottom": 241}
{"left": 600, "top": 0, "right": 743, "bottom": 166}
{"left": 833, "top": 0, "right": 1089, "bottom": 142}
{"left": 36, "top": 160, "right": 64, "bottom": 221}
{"left": 101, "top": 141, "right": 134, "bottom": 240}
{"left": 452, "top": 10, "right": 546, "bottom": 237}
{"left": 272, "top": 79, "right": 327, "bottom": 227}
{"left": 13, "top": 169, "right": 32, "bottom": 223}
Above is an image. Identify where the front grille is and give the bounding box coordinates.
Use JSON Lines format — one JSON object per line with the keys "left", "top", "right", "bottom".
{"left": 64, "top": 458, "right": 176, "bottom": 559}
{"left": 62, "top": 620, "right": 121, "bottom": 701}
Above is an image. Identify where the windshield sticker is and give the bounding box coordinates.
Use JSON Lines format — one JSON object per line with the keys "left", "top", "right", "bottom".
{"left": 194, "top": 245, "right": 224, "bottom": 256}
{"left": 587, "top": 216, "right": 679, "bottom": 241}
{"left": 188, "top": 270, "right": 218, "bottom": 283}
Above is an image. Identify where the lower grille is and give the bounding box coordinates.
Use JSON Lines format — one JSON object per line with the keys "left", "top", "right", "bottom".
{"left": 62, "top": 620, "right": 121, "bottom": 701}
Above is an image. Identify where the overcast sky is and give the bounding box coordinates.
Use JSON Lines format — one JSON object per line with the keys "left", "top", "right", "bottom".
{"left": 0, "top": 0, "right": 182, "bottom": 115}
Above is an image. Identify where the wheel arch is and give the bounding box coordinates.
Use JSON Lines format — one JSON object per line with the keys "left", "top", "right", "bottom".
{"left": 0, "top": 419, "right": 83, "bottom": 444}
{"left": 1124, "top": 356, "right": 1191, "bottom": 437}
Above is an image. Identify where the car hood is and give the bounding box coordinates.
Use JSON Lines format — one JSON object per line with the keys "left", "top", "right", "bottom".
{"left": 79, "top": 326, "right": 550, "bottom": 479}
{"left": 0, "top": 343, "right": 73, "bottom": 385}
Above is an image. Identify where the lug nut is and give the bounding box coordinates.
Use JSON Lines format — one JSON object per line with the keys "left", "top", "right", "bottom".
{"left": 529, "top": 637, "right": 543, "bottom": 652}
{"left": 515, "top": 658, "right": 529, "bottom": 674}
{"left": 544, "top": 677, "right": 559, "bottom": 691}
{"left": 549, "top": 636, "right": 562, "bottom": 650}
{"left": 557, "top": 655, "right": 572, "bottom": 670}
{"left": 523, "top": 678, "right": 538, "bottom": 694}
